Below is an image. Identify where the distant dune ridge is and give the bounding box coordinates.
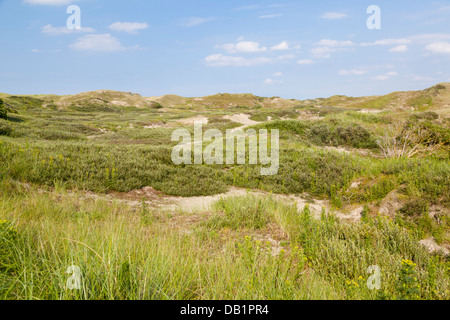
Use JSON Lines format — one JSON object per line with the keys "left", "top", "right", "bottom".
{"left": 1, "top": 83, "right": 449, "bottom": 114}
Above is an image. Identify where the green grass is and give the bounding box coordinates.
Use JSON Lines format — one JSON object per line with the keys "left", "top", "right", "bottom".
{"left": 0, "top": 99, "right": 449, "bottom": 300}
{"left": 207, "top": 194, "right": 276, "bottom": 229}
{"left": 0, "top": 187, "right": 448, "bottom": 300}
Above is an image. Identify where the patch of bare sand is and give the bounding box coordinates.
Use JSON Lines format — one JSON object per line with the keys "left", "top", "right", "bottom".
{"left": 419, "top": 238, "right": 450, "bottom": 256}
{"left": 358, "top": 109, "right": 384, "bottom": 114}
{"left": 143, "top": 121, "right": 168, "bottom": 129}
{"left": 177, "top": 116, "right": 209, "bottom": 126}
{"left": 223, "top": 114, "right": 260, "bottom": 127}
{"left": 377, "top": 190, "right": 408, "bottom": 217}
{"left": 319, "top": 146, "right": 380, "bottom": 158}
{"left": 87, "top": 184, "right": 362, "bottom": 222}
{"left": 297, "top": 111, "right": 321, "bottom": 121}
{"left": 154, "top": 188, "right": 363, "bottom": 222}
{"left": 161, "top": 187, "right": 249, "bottom": 213}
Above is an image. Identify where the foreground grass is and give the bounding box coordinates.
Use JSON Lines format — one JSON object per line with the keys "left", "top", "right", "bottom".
{"left": 0, "top": 183, "right": 448, "bottom": 300}
{"left": 0, "top": 103, "right": 449, "bottom": 300}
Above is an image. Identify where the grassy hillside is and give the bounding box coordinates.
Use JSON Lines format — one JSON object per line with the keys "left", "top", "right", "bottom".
{"left": 298, "top": 83, "right": 450, "bottom": 112}
{"left": 2, "top": 82, "right": 449, "bottom": 113}
{"left": 0, "top": 83, "right": 449, "bottom": 300}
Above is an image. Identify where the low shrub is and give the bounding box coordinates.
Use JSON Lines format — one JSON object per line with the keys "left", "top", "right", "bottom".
{"left": 0, "top": 99, "right": 7, "bottom": 120}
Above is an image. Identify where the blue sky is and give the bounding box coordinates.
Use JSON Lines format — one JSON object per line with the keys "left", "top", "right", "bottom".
{"left": 0, "top": 0, "right": 450, "bottom": 99}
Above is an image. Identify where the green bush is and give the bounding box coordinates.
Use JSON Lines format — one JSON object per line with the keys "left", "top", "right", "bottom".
{"left": 307, "top": 121, "right": 377, "bottom": 149}
{"left": 411, "top": 112, "right": 439, "bottom": 121}
{"left": 0, "top": 99, "right": 7, "bottom": 120}
{"left": 4, "top": 96, "right": 43, "bottom": 110}
{"left": 255, "top": 119, "right": 377, "bottom": 149}
{"left": 399, "top": 199, "right": 429, "bottom": 217}
{"left": 253, "top": 119, "right": 308, "bottom": 136}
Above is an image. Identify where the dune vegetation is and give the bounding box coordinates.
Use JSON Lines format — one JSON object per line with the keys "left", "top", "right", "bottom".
{"left": 0, "top": 84, "right": 449, "bottom": 300}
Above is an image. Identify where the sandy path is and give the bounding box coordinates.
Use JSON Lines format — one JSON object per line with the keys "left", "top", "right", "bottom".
{"left": 118, "top": 186, "right": 364, "bottom": 221}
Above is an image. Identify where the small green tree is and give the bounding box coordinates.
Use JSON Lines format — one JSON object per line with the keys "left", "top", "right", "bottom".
{"left": 0, "top": 99, "right": 7, "bottom": 120}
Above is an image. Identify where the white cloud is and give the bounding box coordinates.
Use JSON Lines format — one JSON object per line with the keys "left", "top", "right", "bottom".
{"left": 275, "top": 54, "right": 295, "bottom": 61}
{"left": 205, "top": 54, "right": 292, "bottom": 67}
{"left": 389, "top": 45, "right": 408, "bottom": 53}
{"left": 321, "top": 12, "right": 348, "bottom": 19}
{"left": 339, "top": 69, "right": 367, "bottom": 76}
{"left": 31, "top": 49, "right": 60, "bottom": 54}
{"left": 409, "top": 33, "right": 450, "bottom": 43}
{"left": 316, "top": 39, "right": 355, "bottom": 47}
{"left": 373, "top": 71, "right": 398, "bottom": 80}
{"left": 273, "top": 72, "right": 283, "bottom": 77}
{"left": 360, "top": 38, "right": 412, "bottom": 46}
{"left": 360, "top": 34, "right": 450, "bottom": 49}
{"left": 297, "top": 59, "right": 314, "bottom": 65}
{"left": 234, "top": 5, "right": 260, "bottom": 11}
{"left": 270, "top": 41, "right": 289, "bottom": 51}
{"left": 109, "top": 22, "right": 148, "bottom": 34}
{"left": 387, "top": 72, "right": 398, "bottom": 76}
{"left": 412, "top": 75, "right": 434, "bottom": 81}
{"left": 24, "top": 0, "right": 76, "bottom": 5}
{"left": 311, "top": 39, "right": 355, "bottom": 58}
{"left": 217, "top": 41, "right": 267, "bottom": 54}
{"left": 41, "top": 24, "right": 95, "bottom": 36}
{"left": 205, "top": 54, "right": 271, "bottom": 67}
{"left": 70, "top": 34, "right": 129, "bottom": 52}
{"left": 179, "top": 17, "right": 215, "bottom": 27}
{"left": 373, "top": 75, "right": 390, "bottom": 81}
{"left": 426, "top": 42, "right": 450, "bottom": 54}
{"left": 259, "top": 14, "right": 283, "bottom": 19}
{"left": 311, "top": 47, "right": 332, "bottom": 59}
{"left": 264, "top": 78, "right": 282, "bottom": 85}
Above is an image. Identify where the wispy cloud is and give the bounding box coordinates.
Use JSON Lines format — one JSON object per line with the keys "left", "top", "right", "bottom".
{"left": 373, "top": 72, "right": 398, "bottom": 81}
{"left": 31, "top": 48, "right": 60, "bottom": 53}
{"left": 360, "top": 38, "right": 412, "bottom": 46}
{"left": 217, "top": 40, "right": 290, "bottom": 53}
{"left": 316, "top": 39, "right": 355, "bottom": 47}
{"left": 234, "top": 5, "right": 260, "bottom": 11}
{"left": 389, "top": 45, "right": 408, "bottom": 53}
{"left": 412, "top": 74, "right": 435, "bottom": 82}
{"left": 70, "top": 34, "right": 137, "bottom": 52}
{"left": 297, "top": 59, "right": 314, "bottom": 65}
{"left": 205, "top": 54, "right": 293, "bottom": 67}
{"left": 41, "top": 24, "right": 95, "bottom": 36}
{"left": 24, "top": 0, "right": 76, "bottom": 5}
{"left": 410, "top": 33, "right": 450, "bottom": 43}
{"left": 264, "top": 78, "right": 283, "bottom": 85}
{"left": 109, "top": 22, "right": 148, "bottom": 34}
{"left": 205, "top": 54, "right": 271, "bottom": 67}
{"left": 259, "top": 14, "right": 283, "bottom": 19}
{"left": 321, "top": 12, "right": 348, "bottom": 19}
{"left": 216, "top": 41, "right": 267, "bottom": 54}
{"left": 179, "top": 17, "right": 215, "bottom": 27}
{"left": 339, "top": 69, "right": 368, "bottom": 76}
{"left": 426, "top": 42, "right": 450, "bottom": 54}
{"left": 311, "top": 47, "right": 333, "bottom": 59}
{"left": 270, "top": 41, "right": 289, "bottom": 51}
{"left": 311, "top": 39, "right": 355, "bottom": 58}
